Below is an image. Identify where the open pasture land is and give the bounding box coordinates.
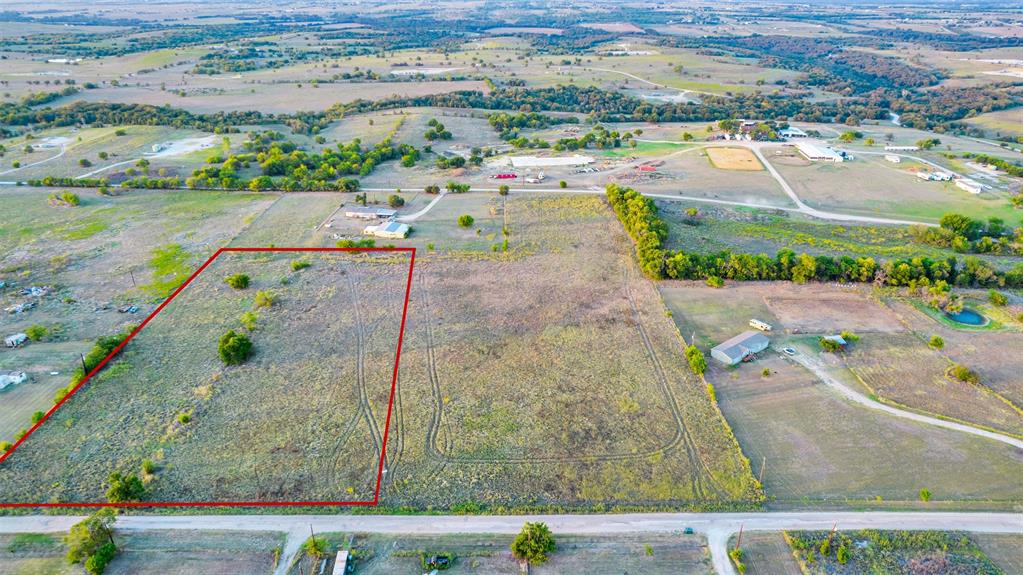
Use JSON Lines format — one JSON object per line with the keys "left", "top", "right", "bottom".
{"left": 292, "top": 532, "right": 712, "bottom": 575}
{"left": 766, "top": 146, "right": 1014, "bottom": 222}
{"left": 884, "top": 299, "right": 1023, "bottom": 410}
{"left": 375, "top": 195, "right": 759, "bottom": 510}
{"left": 976, "top": 534, "right": 1023, "bottom": 574}
{"left": 659, "top": 283, "right": 1023, "bottom": 508}
{"left": 0, "top": 188, "right": 276, "bottom": 445}
{"left": 0, "top": 533, "right": 78, "bottom": 575}
{"left": 844, "top": 333, "right": 1023, "bottom": 438}
{"left": 61, "top": 79, "right": 488, "bottom": 114}
{"left": 705, "top": 147, "right": 763, "bottom": 171}
{"left": 965, "top": 107, "right": 1023, "bottom": 140}
{"left": 0, "top": 250, "right": 412, "bottom": 504}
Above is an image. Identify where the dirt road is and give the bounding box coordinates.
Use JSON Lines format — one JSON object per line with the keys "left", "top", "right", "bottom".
{"left": 1, "top": 511, "right": 1020, "bottom": 575}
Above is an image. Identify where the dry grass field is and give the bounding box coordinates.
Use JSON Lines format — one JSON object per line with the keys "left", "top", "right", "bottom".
{"left": 728, "top": 533, "right": 801, "bottom": 575}
{"left": 845, "top": 333, "right": 1023, "bottom": 438}
{"left": 0, "top": 250, "right": 412, "bottom": 504}
{"left": 378, "top": 195, "right": 760, "bottom": 510}
{"left": 291, "top": 532, "right": 712, "bottom": 575}
{"left": 706, "top": 147, "right": 763, "bottom": 171}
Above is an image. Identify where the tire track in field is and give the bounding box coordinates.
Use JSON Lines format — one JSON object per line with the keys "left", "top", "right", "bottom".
{"left": 347, "top": 263, "right": 384, "bottom": 458}
{"left": 421, "top": 257, "right": 702, "bottom": 478}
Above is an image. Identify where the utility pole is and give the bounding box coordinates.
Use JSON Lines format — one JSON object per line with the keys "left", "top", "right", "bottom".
{"left": 129, "top": 270, "right": 136, "bottom": 288}
{"left": 826, "top": 522, "right": 838, "bottom": 549}
{"left": 734, "top": 523, "right": 743, "bottom": 551}
{"left": 758, "top": 455, "right": 766, "bottom": 485}
{"left": 80, "top": 353, "right": 88, "bottom": 376}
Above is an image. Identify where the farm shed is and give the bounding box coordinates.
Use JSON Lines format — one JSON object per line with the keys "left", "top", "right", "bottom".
{"left": 796, "top": 142, "right": 844, "bottom": 163}
{"left": 0, "top": 370, "right": 28, "bottom": 389}
{"left": 4, "top": 333, "right": 28, "bottom": 348}
{"left": 363, "top": 221, "right": 410, "bottom": 239}
{"left": 711, "top": 331, "right": 770, "bottom": 366}
{"left": 780, "top": 127, "right": 807, "bottom": 138}
{"left": 506, "top": 155, "right": 595, "bottom": 168}
{"left": 955, "top": 178, "right": 984, "bottom": 194}
{"left": 345, "top": 207, "right": 397, "bottom": 220}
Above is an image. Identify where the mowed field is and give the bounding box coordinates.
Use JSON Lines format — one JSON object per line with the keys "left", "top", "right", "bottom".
{"left": 0, "top": 250, "right": 412, "bottom": 504}
{"left": 660, "top": 282, "right": 1023, "bottom": 508}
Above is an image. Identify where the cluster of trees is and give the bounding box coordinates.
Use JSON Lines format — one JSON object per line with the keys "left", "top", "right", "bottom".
{"left": 0, "top": 101, "right": 266, "bottom": 133}
{"left": 607, "top": 184, "right": 1023, "bottom": 289}
{"left": 910, "top": 214, "right": 1022, "bottom": 256}
{"left": 54, "top": 325, "right": 136, "bottom": 404}
{"left": 487, "top": 111, "right": 579, "bottom": 141}
{"left": 552, "top": 124, "right": 627, "bottom": 151}
{"left": 957, "top": 152, "right": 1023, "bottom": 179}
{"left": 66, "top": 510, "right": 118, "bottom": 575}
{"left": 22, "top": 86, "right": 80, "bottom": 107}
{"left": 424, "top": 118, "right": 452, "bottom": 141}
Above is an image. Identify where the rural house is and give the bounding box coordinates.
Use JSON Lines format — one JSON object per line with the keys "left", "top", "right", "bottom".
{"left": 0, "top": 370, "right": 28, "bottom": 389}
{"left": 345, "top": 207, "right": 398, "bottom": 220}
{"left": 363, "top": 221, "right": 410, "bottom": 239}
{"left": 4, "top": 333, "right": 28, "bottom": 348}
{"left": 711, "top": 331, "right": 770, "bottom": 366}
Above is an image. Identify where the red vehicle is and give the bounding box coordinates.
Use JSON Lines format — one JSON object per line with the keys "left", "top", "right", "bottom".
{"left": 490, "top": 173, "right": 517, "bottom": 179}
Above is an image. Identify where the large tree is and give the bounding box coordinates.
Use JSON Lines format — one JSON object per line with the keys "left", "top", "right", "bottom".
{"left": 511, "top": 522, "right": 556, "bottom": 565}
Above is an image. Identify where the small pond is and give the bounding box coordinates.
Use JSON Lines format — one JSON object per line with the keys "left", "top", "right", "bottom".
{"left": 945, "top": 308, "right": 987, "bottom": 326}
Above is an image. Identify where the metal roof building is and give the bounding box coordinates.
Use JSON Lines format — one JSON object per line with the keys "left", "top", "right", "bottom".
{"left": 363, "top": 221, "right": 410, "bottom": 239}
{"left": 711, "top": 331, "right": 770, "bottom": 366}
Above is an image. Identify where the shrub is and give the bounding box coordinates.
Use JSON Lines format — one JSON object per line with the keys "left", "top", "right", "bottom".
{"left": 988, "top": 290, "right": 1008, "bottom": 306}
{"left": 0, "top": 441, "right": 11, "bottom": 452}
{"left": 224, "top": 273, "right": 250, "bottom": 289}
{"left": 820, "top": 337, "right": 843, "bottom": 353}
{"left": 761, "top": 368, "right": 770, "bottom": 377}
{"left": 928, "top": 335, "right": 944, "bottom": 349}
{"left": 705, "top": 276, "right": 724, "bottom": 288}
{"left": 25, "top": 324, "right": 48, "bottom": 341}
{"left": 559, "top": 180, "right": 567, "bottom": 188}
{"left": 839, "top": 330, "right": 860, "bottom": 343}
{"left": 254, "top": 290, "right": 276, "bottom": 308}
{"left": 303, "top": 536, "right": 327, "bottom": 558}
{"left": 836, "top": 544, "right": 850, "bottom": 565}
{"left": 48, "top": 191, "right": 80, "bottom": 207}
{"left": 31, "top": 410, "right": 45, "bottom": 423}
{"left": 336, "top": 238, "right": 375, "bottom": 248}
{"left": 218, "top": 330, "right": 253, "bottom": 365}
{"left": 177, "top": 412, "right": 191, "bottom": 424}
{"left": 240, "top": 311, "right": 258, "bottom": 331}
{"left": 457, "top": 214, "right": 474, "bottom": 228}
{"left": 105, "top": 472, "right": 145, "bottom": 503}
{"left": 919, "top": 487, "right": 931, "bottom": 502}
{"left": 388, "top": 194, "right": 405, "bottom": 207}
{"left": 729, "top": 548, "right": 746, "bottom": 573}
{"left": 498, "top": 184, "right": 509, "bottom": 196}
{"left": 684, "top": 345, "right": 707, "bottom": 376}
{"left": 290, "top": 259, "right": 311, "bottom": 271}
{"left": 141, "top": 459, "right": 155, "bottom": 475}
{"left": 511, "top": 522, "right": 556, "bottom": 565}
{"left": 949, "top": 364, "right": 979, "bottom": 384}
{"left": 420, "top": 551, "right": 455, "bottom": 570}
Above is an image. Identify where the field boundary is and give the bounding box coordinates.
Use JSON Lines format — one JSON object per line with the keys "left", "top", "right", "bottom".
{"left": 0, "top": 246, "right": 417, "bottom": 508}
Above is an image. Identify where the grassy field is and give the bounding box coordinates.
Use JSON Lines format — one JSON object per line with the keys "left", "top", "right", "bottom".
{"left": 0, "top": 251, "right": 411, "bottom": 503}
{"left": 0, "top": 188, "right": 277, "bottom": 447}
{"left": 844, "top": 333, "right": 1023, "bottom": 438}
{"left": 375, "top": 195, "right": 759, "bottom": 510}
{"left": 659, "top": 282, "right": 1023, "bottom": 508}
{"left": 965, "top": 108, "right": 1023, "bottom": 140}
{"left": 976, "top": 534, "right": 1023, "bottom": 574}
{"left": 289, "top": 532, "right": 713, "bottom": 575}
{"left": 766, "top": 146, "right": 1015, "bottom": 223}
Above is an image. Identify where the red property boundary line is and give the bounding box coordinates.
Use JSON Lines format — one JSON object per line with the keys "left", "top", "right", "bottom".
{"left": 0, "top": 246, "right": 417, "bottom": 508}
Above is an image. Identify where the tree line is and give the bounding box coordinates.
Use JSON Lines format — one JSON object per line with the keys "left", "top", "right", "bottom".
{"left": 606, "top": 184, "right": 1023, "bottom": 289}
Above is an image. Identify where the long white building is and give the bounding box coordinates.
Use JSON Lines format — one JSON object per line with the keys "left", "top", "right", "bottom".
{"left": 796, "top": 141, "right": 844, "bottom": 163}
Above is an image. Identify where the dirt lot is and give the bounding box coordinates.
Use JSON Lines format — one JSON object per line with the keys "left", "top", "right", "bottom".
{"left": 729, "top": 533, "right": 800, "bottom": 575}
{"left": 291, "top": 532, "right": 712, "bottom": 575}
{"left": 763, "top": 291, "right": 906, "bottom": 334}
{"left": 706, "top": 147, "right": 763, "bottom": 171}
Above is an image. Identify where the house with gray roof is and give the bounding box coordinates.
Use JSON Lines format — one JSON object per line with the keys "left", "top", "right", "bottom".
{"left": 711, "top": 331, "right": 770, "bottom": 366}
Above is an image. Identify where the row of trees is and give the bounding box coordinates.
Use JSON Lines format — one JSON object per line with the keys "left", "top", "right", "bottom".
{"left": 606, "top": 184, "right": 1023, "bottom": 289}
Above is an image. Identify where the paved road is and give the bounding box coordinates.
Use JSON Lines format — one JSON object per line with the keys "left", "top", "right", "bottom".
{"left": 2, "top": 511, "right": 1020, "bottom": 575}
{"left": 788, "top": 352, "right": 1023, "bottom": 450}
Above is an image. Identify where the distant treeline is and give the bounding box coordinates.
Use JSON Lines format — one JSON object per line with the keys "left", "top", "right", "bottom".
{"left": 606, "top": 184, "right": 1023, "bottom": 289}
